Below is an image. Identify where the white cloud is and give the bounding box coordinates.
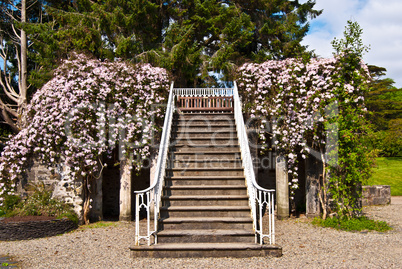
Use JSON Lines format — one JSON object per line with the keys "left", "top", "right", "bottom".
{"left": 302, "top": 0, "right": 402, "bottom": 87}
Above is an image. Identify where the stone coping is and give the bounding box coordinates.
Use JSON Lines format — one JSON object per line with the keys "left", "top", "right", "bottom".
{"left": 362, "top": 185, "right": 391, "bottom": 206}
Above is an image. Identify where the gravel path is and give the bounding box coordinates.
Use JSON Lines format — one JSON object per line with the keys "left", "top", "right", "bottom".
{"left": 1, "top": 199, "right": 401, "bottom": 269}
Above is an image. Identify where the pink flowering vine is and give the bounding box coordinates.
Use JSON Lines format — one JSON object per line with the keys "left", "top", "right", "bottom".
{"left": 0, "top": 53, "right": 169, "bottom": 212}
{"left": 238, "top": 57, "right": 370, "bottom": 195}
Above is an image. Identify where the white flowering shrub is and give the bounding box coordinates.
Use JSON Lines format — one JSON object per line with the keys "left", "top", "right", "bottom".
{"left": 0, "top": 54, "right": 169, "bottom": 207}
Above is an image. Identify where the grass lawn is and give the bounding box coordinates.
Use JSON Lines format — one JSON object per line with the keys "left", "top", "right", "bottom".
{"left": 367, "top": 157, "right": 402, "bottom": 196}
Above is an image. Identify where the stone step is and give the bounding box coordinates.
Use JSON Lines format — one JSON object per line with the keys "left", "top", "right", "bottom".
{"left": 171, "top": 139, "right": 238, "bottom": 146}
{"left": 173, "top": 121, "right": 236, "bottom": 128}
{"left": 174, "top": 113, "right": 235, "bottom": 119}
{"left": 171, "top": 131, "right": 237, "bottom": 139}
{"left": 130, "top": 243, "right": 282, "bottom": 258}
{"left": 170, "top": 145, "right": 239, "bottom": 153}
{"left": 166, "top": 167, "right": 244, "bottom": 177}
{"left": 173, "top": 127, "right": 236, "bottom": 133}
{"left": 165, "top": 176, "right": 246, "bottom": 186}
{"left": 163, "top": 185, "right": 247, "bottom": 196}
{"left": 170, "top": 137, "right": 237, "bottom": 146}
{"left": 173, "top": 129, "right": 237, "bottom": 134}
{"left": 172, "top": 142, "right": 240, "bottom": 147}
{"left": 171, "top": 151, "right": 241, "bottom": 161}
{"left": 159, "top": 217, "right": 253, "bottom": 230}
{"left": 167, "top": 159, "right": 243, "bottom": 169}
{"left": 161, "top": 195, "right": 249, "bottom": 206}
{"left": 175, "top": 113, "right": 234, "bottom": 121}
{"left": 156, "top": 229, "right": 255, "bottom": 244}
{"left": 160, "top": 205, "right": 251, "bottom": 218}
{"left": 172, "top": 125, "right": 236, "bottom": 134}
{"left": 165, "top": 175, "right": 246, "bottom": 185}
{"left": 173, "top": 122, "right": 236, "bottom": 128}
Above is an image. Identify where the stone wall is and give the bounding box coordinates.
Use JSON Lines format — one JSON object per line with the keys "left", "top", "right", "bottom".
{"left": 23, "top": 156, "right": 153, "bottom": 222}
{"left": 362, "top": 185, "right": 391, "bottom": 206}
{"left": 305, "top": 156, "right": 323, "bottom": 218}
{"left": 23, "top": 159, "right": 60, "bottom": 190}
{"left": 24, "top": 160, "right": 84, "bottom": 221}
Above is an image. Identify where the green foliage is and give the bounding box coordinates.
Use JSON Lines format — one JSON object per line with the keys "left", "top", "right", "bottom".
{"left": 0, "top": 124, "right": 13, "bottom": 149}
{"left": 328, "top": 105, "right": 376, "bottom": 217}
{"left": 0, "top": 183, "right": 78, "bottom": 223}
{"left": 364, "top": 65, "right": 402, "bottom": 157}
{"left": 327, "top": 20, "right": 375, "bottom": 218}
{"left": 369, "top": 128, "right": 402, "bottom": 157}
{"left": 366, "top": 66, "right": 402, "bottom": 132}
{"left": 26, "top": 0, "right": 322, "bottom": 87}
{"left": 331, "top": 20, "right": 370, "bottom": 57}
{"left": 367, "top": 157, "right": 402, "bottom": 196}
{"left": 80, "top": 221, "right": 118, "bottom": 229}
{"left": 57, "top": 211, "right": 79, "bottom": 225}
{"left": 312, "top": 216, "right": 392, "bottom": 232}
{"left": 0, "top": 194, "right": 21, "bottom": 217}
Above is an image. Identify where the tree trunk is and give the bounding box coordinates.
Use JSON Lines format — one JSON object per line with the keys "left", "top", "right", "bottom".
{"left": 18, "top": 0, "right": 28, "bottom": 127}
{"left": 0, "top": 0, "right": 29, "bottom": 131}
{"left": 318, "top": 149, "right": 328, "bottom": 220}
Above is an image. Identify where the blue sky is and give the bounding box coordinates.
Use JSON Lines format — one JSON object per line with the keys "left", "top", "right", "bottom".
{"left": 302, "top": 0, "right": 402, "bottom": 88}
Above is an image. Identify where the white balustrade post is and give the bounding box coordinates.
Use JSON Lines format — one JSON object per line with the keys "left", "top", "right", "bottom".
{"left": 135, "top": 194, "right": 140, "bottom": 245}
{"left": 271, "top": 192, "right": 275, "bottom": 244}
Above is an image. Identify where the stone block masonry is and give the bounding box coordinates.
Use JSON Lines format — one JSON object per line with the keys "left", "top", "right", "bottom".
{"left": 362, "top": 185, "right": 391, "bottom": 206}
{"left": 24, "top": 160, "right": 84, "bottom": 221}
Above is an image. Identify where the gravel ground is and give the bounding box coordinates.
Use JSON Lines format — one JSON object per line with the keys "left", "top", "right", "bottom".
{"left": 0, "top": 198, "right": 401, "bottom": 269}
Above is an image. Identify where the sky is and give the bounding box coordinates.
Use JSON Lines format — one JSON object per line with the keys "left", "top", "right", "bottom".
{"left": 301, "top": 0, "right": 402, "bottom": 88}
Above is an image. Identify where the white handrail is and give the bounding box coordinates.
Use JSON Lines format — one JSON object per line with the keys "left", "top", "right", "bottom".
{"left": 233, "top": 81, "right": 275, "bottom": 245}
{"left": 134, "top": 82, "right": 175, "bottom": 246}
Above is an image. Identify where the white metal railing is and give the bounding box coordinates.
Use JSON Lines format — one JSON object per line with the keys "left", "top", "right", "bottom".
{"left": 233, "top": 81, "right": 276, "bottom": 245}
{"left": 134, "top": 82, "right": 175, "bottom": 246}
{"left": 134, "top": 83, "right": 275, "bottom": 246}
{"left": 174, "top": 88, "right": 233, "bottom": 97}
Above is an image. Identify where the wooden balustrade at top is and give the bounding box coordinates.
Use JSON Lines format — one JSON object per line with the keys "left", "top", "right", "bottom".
{"left": 177, "top": 96, "right": 234, "bottom": 112}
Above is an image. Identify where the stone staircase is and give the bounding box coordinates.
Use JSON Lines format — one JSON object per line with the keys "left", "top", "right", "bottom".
{"left": 130, "top": 112, "right": 281, "bottom": 258}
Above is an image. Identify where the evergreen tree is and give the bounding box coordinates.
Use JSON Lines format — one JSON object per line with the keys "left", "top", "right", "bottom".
{"left": 27, "top": 0, "right": 322, "bottom": 87}
{"left": 366, "top": 65, "right": 402, "bottom": 131}
{"left": 366, "top": 65, "right": 402, "bottom": 156}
